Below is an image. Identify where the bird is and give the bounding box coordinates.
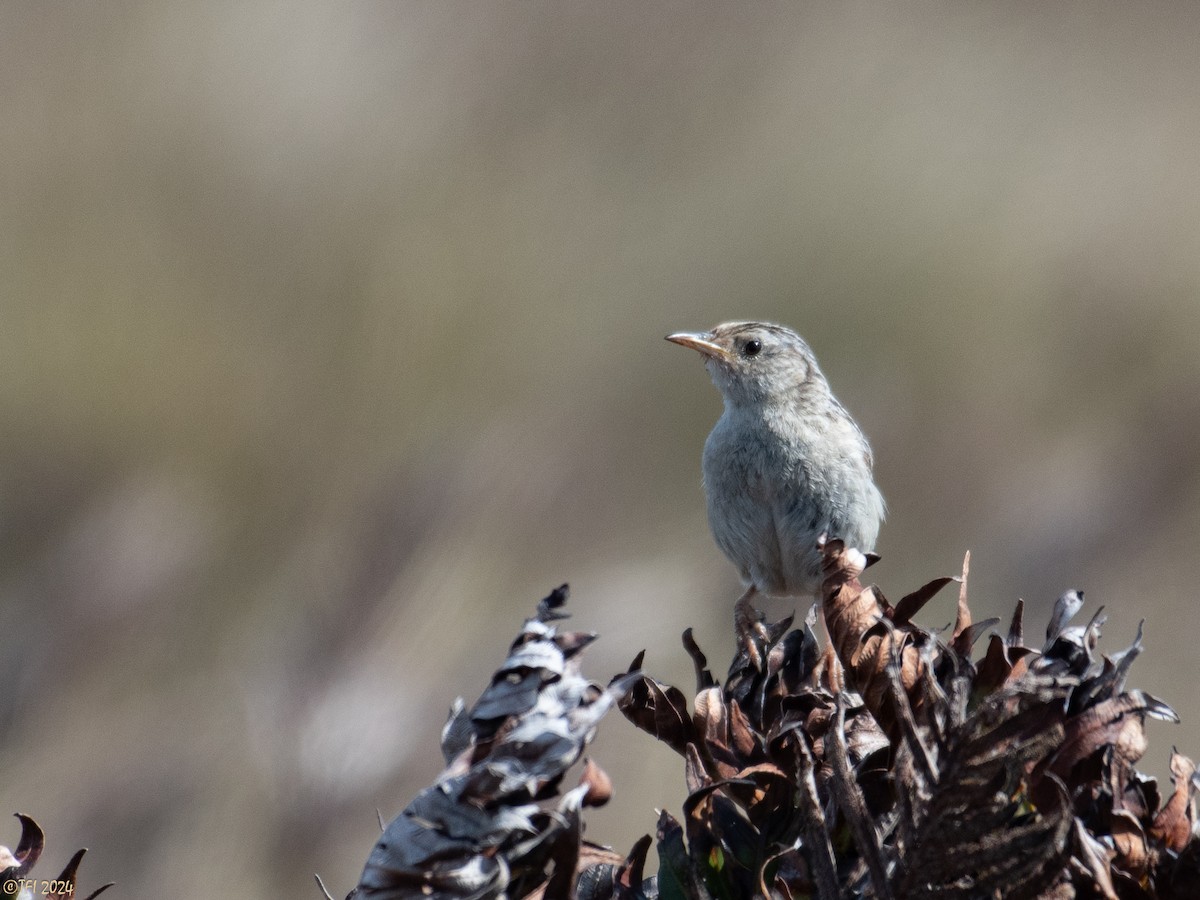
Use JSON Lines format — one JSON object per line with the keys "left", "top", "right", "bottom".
{"left": 667, "top": 322, "right": 885, "bottom": 654}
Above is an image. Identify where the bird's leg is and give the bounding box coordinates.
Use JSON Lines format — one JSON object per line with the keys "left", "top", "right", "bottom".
{"left": 734, "top": 585, "right": 771, "bottom": 669}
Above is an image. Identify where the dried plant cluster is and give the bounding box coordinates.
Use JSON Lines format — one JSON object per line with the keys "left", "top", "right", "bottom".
{"left": 0, "top": 814, "right": 112, "bottom": 899}
{"left": 341, "top": 587, "right": 638, "bottom": 900}
{"left": 340, "top": 545, "right": 1200, "bottom": 899}
{"left": 619, "top": 541, "right": 1199, "bottom": 899}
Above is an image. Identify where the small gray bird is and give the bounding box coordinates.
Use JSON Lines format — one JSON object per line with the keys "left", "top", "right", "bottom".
{"left": 667, "top": 322, "right": 885, "bottom": 627}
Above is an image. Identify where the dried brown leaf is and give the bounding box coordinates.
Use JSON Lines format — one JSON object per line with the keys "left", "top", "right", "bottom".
{"left": 682, "top": 628, "right": 717, "bottom": 691}
{"left": 9, "top": 813, "right": 43, "bottom": 876}
{"left": 683, "top": 743, "right": 711, "bottom": 794}
{"left": 579, "top": 758, "right": 614, "bottom": 808}
{"left": 1150, "top": 750, "right": 1197, "bottom": 852}
{"left": 1007, "top": 598, "right": 1025, "bottom": 647}
{"left": 692, "top": 686, "right": 725, "bottom": 747}
{"left": 728, "top": 700, "right": 759, "bottom": 760}
{"left": 950, "top": 550, "right": 973, "bottom": 657}
{"left": 1052, "top": 693, "right": 1155, "bottom": 780}
{"left": 975, "top": 633, "right": 1013, "bottom": 695}
{"left": 611, "top": 834, "right": 651, "bottom": 899}
{"left": 820, "top": 540, "right": 926, "bottom": 738}
{"left": 619, "top": 675, "right": 693, "bottom": 756}
{"left": 1109, "top": 810, "right": 1150, "bottom": 879}
{"left": 892, "top": 576, "right": 957, "bottom": 626}
{"left": 1072, "top": 817, "right": 1121, "bottom": 900}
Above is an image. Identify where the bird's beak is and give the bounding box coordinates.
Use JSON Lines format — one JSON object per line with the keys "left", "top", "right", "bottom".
{"left": 665, "top": 331, "right": 733, "bottom": 362}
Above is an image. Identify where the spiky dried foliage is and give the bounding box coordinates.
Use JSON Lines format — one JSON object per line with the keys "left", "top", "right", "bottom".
{"left": 339, "top": 549, "right": 1199, "bottom": 899}
{"left": 0, "top": 814, "right": 113, "bottom": 900}
{"left": 616, "top": 540, "right": 1200, "bottom": 899}
{"left": 336, "top": 586, "right": 637, "bottom": 900}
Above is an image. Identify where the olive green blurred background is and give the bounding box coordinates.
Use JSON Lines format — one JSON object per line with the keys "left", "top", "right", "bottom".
{"left": 3, "top": 3, "right": 1200, "bottom": 896}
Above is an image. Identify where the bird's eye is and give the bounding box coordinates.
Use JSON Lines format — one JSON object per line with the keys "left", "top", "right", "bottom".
{"left": 743, "top": 339, "right": 762, "bottom": 357}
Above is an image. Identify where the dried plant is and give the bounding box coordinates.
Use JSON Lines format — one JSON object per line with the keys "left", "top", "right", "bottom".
{"left": 0, "top": 814, "right": 112, "bottom": 900}
{"left": 339, "top": 544, "right": 1200, "bottom": 899}
{"left": 336, "top": 587, "right": 637, "bottom": 900}
{"left": 616, "top": 540, "right": 1199, "bottom": 899}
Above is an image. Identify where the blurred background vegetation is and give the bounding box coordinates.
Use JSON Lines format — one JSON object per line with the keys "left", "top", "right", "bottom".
{"left": 2, "top": 3, "right": 1200, "bottom": 897}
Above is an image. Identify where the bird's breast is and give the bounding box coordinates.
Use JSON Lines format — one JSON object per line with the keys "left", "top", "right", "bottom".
{"left": 702, "top": 412, "right": 774, "bottom": 496}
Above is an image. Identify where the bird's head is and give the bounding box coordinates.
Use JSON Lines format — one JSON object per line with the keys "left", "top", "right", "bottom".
{"left": 666, "top": 321, "right": 825, "bottom": 407}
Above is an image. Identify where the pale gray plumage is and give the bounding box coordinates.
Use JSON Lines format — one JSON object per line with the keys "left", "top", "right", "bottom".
{"left": 668, "top": 321, "right": 885, "bottom": 598}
